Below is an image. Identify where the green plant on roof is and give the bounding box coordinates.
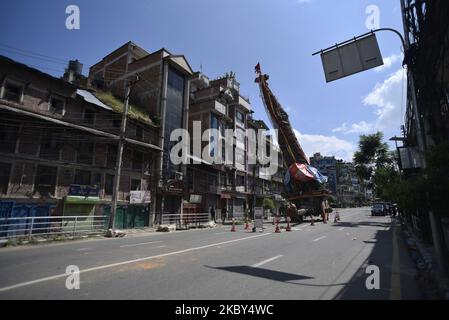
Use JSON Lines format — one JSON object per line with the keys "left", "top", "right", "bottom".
{"left": 93, "top": 91, "right": 158, "bottom": 127}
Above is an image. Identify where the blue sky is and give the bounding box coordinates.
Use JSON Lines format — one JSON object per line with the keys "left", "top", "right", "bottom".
{"left": 0, "top": 0, "right": 407, "bottom": 161}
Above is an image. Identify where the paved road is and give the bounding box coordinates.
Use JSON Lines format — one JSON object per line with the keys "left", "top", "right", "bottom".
{"left": 0, "top": 208, "right": 422, "bottom": 299}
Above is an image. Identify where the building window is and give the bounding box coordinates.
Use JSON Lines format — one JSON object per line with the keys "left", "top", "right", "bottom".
{"left": 83, "top": 109, "right": 95, "bottom": 125}
{"left": 162, "top": 67, "right": 185, "bottom": 179}
{"left": 135, "top": 126, "right": 143, "bottom": 139}
{"left": 112, "top": 118, "right": 121, "bottom": 128}
{"left": 0, "top": 123, "right": 19, "bottom": 153}
{"left": 74, "top": 170, "right": 91, "bottom": 186}
{"left": 1, "top": 80, "right": 23, "bottom": 103}
{"left": 35, "top": 165, "right": 57, "bottom": 196}
{"left": 131, "top": 179, "right": 141, "bottom": 191}
{"left": 93, "top": 173, "right": 102, "bottom": 188}
{"left": 40, "top": 130, "right": 61, "bottom": 160}
{"left": 132, "top": 151, "right": 143, "bottom": 171}
{"left": 105, "top": 174, "right": 114, "bottom": 195}
{"left": 236, "top": 110, "right": 244, "bottom": 123}
{"left": 107, "top": 144, "right": 117, "bottom": 168}
{"left": 77, "top": 141, "right": 94, "bottom": 165}
{"left": 0, "top": 162, "right": 11, "bottom": 194}
{"left": 210, "top": 114, "right": 219, "bottom": 157}
{"left": 236, "top": 175, "right": 245, "bottom": 187}
{"left": 49, "top": 95, "right": 65, "bottom": 115}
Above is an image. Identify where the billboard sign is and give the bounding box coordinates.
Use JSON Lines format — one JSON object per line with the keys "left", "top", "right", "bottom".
{"left": 320, "top": 34, "right": 384, "bottom": 82}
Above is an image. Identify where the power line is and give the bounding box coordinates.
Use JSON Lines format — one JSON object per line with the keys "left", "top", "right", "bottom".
{"left": 0, "top": 43, "right": 69, "bottom": 63}
{"left": 0, "top": 48, "right": 68, "bottom": 66}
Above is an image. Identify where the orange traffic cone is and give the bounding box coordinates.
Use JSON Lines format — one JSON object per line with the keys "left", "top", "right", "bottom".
{"left": 231, "top": 219, "right": 236, "bottom": 232}
{"left": 244, "top": 217, "right": 250, "bottom": 230}
{"left": 286, "top": 217, "right": 292, "bottom": 232}
{"left": 274, "top": 217, "right": 281, "bottom": 233}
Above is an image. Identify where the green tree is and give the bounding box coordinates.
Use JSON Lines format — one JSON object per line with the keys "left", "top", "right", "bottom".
{"left": 262, "top": 198, "right": 275, "bottom": 212}
{"left": 353, "top": 132, "right": 396, "bottom": 198}
{"left": 425, "top": 141, "right": 449, "bottom": 216}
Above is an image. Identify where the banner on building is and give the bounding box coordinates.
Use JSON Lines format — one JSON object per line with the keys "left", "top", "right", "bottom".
{"left": 130, "top": 191, "right": 152, "bottom": 204}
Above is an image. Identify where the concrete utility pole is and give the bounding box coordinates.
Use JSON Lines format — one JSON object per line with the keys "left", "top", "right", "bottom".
{"left": 108, "top": 76, "right": 140, "bottom": 232}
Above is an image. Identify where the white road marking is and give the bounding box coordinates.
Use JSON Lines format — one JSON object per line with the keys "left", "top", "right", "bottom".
{"left": 76, "top": 247, "right": 93, "bottom": 252}
{"left": 338, "top": 227, "right": 345, "bottom": 231}
{"left": 251, "top": 255, "right": 283, "bottom": 268}
{"left": 313, "top": 236, "right": 327, "bottom": 242}
{"left": 0, "top": 233, "right": 271, "bottom": 293}
{"left": 119, "top": 241, "right": 163, "bottom": 248}
{"left": 156, "top": 245, "right": 166, "bottom": 248}
{"left": 214, "top": 232, "right": 228, "bottom": 235}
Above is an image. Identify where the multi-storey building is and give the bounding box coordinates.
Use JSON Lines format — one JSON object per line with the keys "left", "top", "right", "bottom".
{"left": 0, "top": 43, "right": 287, "bottom": 227}
{"left": 310, "top": 153, "right": 337, "bottom": 194}
{"left": 247, "top": 117, "right": 286, "bottom": 217}
{"left": 88, "top": 42, "right": 194, "bottom": 224}
{"left": 0, "top": 55, "right": 160, "bottom": 228}
{"left": 187, "top": 72, "right": 286, "bottom": 220}
{"left": 187, "top": 72, "right": 252, "bottom": 219}
{"left": 335, "top": 160, "right": 363, "bottom": 207}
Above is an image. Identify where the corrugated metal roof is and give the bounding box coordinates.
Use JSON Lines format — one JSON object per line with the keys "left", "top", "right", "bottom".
{"left": 76, "top": 89, "right": 113, "bottom": 111}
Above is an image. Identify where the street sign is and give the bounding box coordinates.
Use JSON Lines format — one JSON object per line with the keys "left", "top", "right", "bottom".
{"left": 254, "top": 207, "right": 264, "bottom": 229}
{"left": 319, "top": 34, "right": 384, "bottom": 82}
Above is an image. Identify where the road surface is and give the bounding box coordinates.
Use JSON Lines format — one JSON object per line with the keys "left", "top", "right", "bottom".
{"left": 0, "top": 207, "right": 422, "bottom": 299}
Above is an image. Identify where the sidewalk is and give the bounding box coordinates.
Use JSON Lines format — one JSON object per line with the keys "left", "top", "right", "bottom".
{"left": 400, "top": 217, "right": 449, "bottom": 299}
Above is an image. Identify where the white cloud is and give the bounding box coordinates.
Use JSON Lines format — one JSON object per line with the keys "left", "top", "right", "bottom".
{"left": 363, "top": 68, "right": 406, "bottom": 132}
{"left": 332, "top": 68, "right": 406, "bottom": 138}
{"left": 293, "top": 129, "right": 356, "bottom": 162}
{"left": 332, "top": 121, "right": 375, "bottom": 134}
{"left": 374, "top": 53, "right": 402, "bottom": 72}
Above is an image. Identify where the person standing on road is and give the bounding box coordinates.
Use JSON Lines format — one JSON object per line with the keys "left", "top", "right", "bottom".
{"left": 221, "top": 207, "right": 227, "bottom": 224}
{"left": 210, "top": 207, "right": 216, "bottom": 223}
